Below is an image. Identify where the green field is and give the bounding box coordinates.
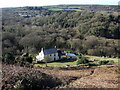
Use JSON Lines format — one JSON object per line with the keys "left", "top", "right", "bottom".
{"left": 48, "top": 8, "right": 82, "bottom": 11}
{"left": 34, "top": 55, "right": 119, "bottom": 67}
{"left": 48, "top": 8, "right": 63, "bottom": 11}
{"left": 67, "top": 6, "right": 81, "bottom": 8}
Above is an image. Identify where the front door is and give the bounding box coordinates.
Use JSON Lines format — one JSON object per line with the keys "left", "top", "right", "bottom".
{"left": 54, "top": 57, "right": 56, "bottom": 61}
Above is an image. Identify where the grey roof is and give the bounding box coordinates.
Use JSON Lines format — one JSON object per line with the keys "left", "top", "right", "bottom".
{"left": 43, "top": 48, "right": 57, "bottom": 55}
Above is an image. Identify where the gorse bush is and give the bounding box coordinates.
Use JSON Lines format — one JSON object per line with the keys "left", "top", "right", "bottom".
{"left": 3, "top": 52, "right": 15, "bottom": 64}
{"left": 76, "top": 57, "right": 89, "bottom": 65}
{"left": 98, "top": 60, "right": 115, "bottom": 65}
{"left": 24, "top": 55, "right": 33, "bottom": 63}
{"left": 108, "top": 60, "right": 115, "bottom": 65}
{"left": 2, "top": 52, "right": 34, "bottom": 67}
{"left": 98, "top": 60, "right": 109, "bottom": 65}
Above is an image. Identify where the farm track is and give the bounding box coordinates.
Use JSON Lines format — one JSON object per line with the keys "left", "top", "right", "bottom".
{"left": 35, "top": 66, "right": 119, "bottom": 88}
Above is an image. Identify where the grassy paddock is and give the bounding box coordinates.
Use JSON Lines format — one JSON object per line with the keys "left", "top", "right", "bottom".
{"left": 48, "top": 8, "right": 82, "bottom": 11}
{"left": 48, "top": 8, "right": 63, "bottom": 11}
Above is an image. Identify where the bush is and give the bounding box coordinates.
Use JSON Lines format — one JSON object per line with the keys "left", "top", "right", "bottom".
{"left": 3, "top": 52, "right": 15, "bottom": 64}
{"left": 98, "top": 60, "right": 115, "bottom": 65}
{"left": 98, "top": 60, "right": 109, "bottom": 65}
{"left": 76, "top": 57, "right": 89, "bottom": 65}
{"left": 24, "top": 56, "right": 33, "bottom": 63}
{"left": 17, "top": 53, "right": 33, "bottom": 65}
{"left": 88, "top": 63, "right": 98, "bottom": 66}
{"left": 108, "top": 60, "right": 114, "bottom": 65}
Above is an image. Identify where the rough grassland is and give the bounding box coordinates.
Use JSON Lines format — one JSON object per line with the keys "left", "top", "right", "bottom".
{"left": 35, "top": 65, "right": 119, "bottom": 88}
{"left": 85, "top": 55, "right": 119, "bottom": 63}
{"left": 2, "top": 63, "right": 119, "bottom": 89}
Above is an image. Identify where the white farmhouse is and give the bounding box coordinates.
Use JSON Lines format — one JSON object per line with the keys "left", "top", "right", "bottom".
{"left": 36, "top": 48, "right": 62, "bottom": 62}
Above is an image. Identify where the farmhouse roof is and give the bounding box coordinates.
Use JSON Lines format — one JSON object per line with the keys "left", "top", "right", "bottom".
{"left": 43, "top": 48, "right": 57, "bottom": 55}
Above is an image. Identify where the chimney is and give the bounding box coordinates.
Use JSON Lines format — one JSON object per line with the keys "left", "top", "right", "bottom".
{"left": 54, "top": 46, "right": 57, "bottom": 49}
{"left": 41, "top": 48, "right": 43, "bottom": 51}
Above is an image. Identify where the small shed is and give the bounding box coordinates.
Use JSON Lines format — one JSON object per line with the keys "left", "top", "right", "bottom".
{"left": 66, "top": 53, "right": 76, "bottom": 57}
{"left": 66, "top": 53, "right": 77, "bottom": 60}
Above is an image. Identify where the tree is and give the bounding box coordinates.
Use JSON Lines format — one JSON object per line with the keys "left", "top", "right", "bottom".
{"left": 83, "top": 36, "right": 99, "bottom": 49}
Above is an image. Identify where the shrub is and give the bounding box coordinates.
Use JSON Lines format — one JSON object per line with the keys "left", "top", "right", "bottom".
{"left": 98, "top": 60, "right": 109, "bottom": 65}
{"left": 98, "top": 60, "right": 115, "bottom": 65}
{"left": 24, "top": 56, "right": 33, "bottom": 63}
{"left": 3, "top": 52, "right": 15, "bottom": 64}
{"left": 88, "top": 63, "right": 98, "bottom": 66}
{"left": 108, "top": 60, "right": 115, "bottom": 65}
{"left": 17, "top": 53, "right": 33, "bottom": 65}
{"left": 76, "top": 57, "right": 89, "bottom": 65}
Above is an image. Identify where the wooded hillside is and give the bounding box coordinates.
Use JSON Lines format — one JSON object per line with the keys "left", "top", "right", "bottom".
{"left": 2, "top": 5, "right": 120, "bottom": 59}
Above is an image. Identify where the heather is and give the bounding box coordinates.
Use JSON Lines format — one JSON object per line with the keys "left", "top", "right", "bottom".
{"left": 2, "top": 64, "right": 62, "bottom": 89}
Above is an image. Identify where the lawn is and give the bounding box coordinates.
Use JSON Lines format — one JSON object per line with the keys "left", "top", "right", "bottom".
{"left": 34, "top": 60, "right": 77, "bottom": 67}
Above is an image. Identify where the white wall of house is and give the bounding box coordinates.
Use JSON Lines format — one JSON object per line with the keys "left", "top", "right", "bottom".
{"left": 44, "top": 53, "right": 59, "bottom": 62}
{"left": 36, "top": 49, "right": 44, "bottom": 62}
{"left": 55, "top": 53, "right": 59, "bottom": 60}
{"left": 36, "top": 51, "right": 59, "bottom": 62}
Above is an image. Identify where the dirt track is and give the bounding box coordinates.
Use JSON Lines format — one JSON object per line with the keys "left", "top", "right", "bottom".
{"left": 36, "top": 66, "right": 119, "bottom": 88}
